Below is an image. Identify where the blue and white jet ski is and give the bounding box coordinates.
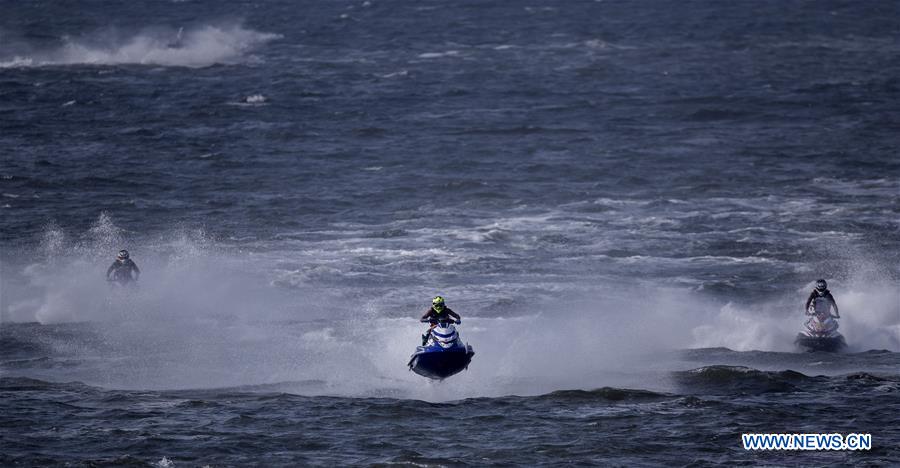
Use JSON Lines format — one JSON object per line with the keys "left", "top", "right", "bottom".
{"left": 408, "top": 320, "right": 474, "bottom": 380}
{"left": 795, "top": 304, "right": 846, "bottom": 352}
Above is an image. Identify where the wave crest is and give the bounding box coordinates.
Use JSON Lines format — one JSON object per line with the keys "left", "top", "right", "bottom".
{"left": 0, "top": 24, "right": 280, "bottom": 68}
{"left": 538, "top": 387, "right": 671, "bottom": 402}
{"left": 673, "top": 365, "right": 813, "bottom": 394}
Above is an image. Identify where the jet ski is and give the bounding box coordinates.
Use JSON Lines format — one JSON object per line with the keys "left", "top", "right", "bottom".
{"left": 795, "top": 305, "right": 846, "bottom": 352}
{"left": 408, "top": 320, "right": 474, "bottom": 380}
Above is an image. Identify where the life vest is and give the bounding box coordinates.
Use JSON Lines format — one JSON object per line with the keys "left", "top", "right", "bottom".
{"left": 812, "top": 294, "right": 832, "bottom": 315}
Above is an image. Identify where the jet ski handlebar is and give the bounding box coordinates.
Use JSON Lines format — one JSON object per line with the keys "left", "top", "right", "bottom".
{"left": 421, "top": 318, "right": 461, "bottom": 325}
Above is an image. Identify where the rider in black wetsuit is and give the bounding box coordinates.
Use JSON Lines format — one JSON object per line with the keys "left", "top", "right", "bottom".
{"left": 420, "top": 296, "right": 461, "bottom": 345}
{"left": 804, "top": 279, "right": 839, "bottom": 318}
{"left": 106, "top": 249, "right": 140, "bottom": 285}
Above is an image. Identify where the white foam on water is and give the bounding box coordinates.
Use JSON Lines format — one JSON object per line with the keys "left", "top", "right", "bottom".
{"left": 3, "top": 213, "right": 897, "bottom": 401}
{"left": 0, "top": 24, "right": 280, "bottom": 68}
{"left": 690, "top": 279, "right": 900, "bottom": 353}
{"left": 417, "top": 50, "right": 460, "bottom": 59}
{"left": 3, "top": 227, "right": 705, "bottom": 398}
{"left": 0, "top": 57, "right": 34, "bottom": 67}
{"left": 690, "top": 302, "right": 797, "bottom": 352}
{"left": 243, "top": 94, "right": 267, "bottom": 104}
{"left": 379, "top": 70, "right": 408, "bottom": 78}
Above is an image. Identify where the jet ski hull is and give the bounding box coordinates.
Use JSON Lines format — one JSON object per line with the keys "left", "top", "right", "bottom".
{"left": 795, "top": 333, "right": 846, "bottom": 352}
{"left": 408, "top": 344, "right": 474, "bottom": 380}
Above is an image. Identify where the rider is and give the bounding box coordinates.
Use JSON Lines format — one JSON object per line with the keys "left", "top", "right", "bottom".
{"left": 106, "top": 249, "right": 141, "bottom": 285}
{"left": 420, "top": 296, "right": 461, "bottom": 345}
{"left": 804, "top": 279, "right": 839, "bottom": 318}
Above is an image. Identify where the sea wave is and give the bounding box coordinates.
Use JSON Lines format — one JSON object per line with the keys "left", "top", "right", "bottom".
{"left": 673, "top": 365, "right": 815, "bottom": 394}
{"left": 536, "top": 387, "right": 672, "bottom": 402}
{"left": 0, "top": 376, "right": 93, "bottom": 392}
{"left": 0, "top": 24, "right": 280, "bottom": 68}
{"left": 671, "top": 364, "right": 900, "bottom": 396}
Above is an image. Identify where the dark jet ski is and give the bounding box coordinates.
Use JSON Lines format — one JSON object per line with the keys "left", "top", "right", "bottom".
{"left": 795, "top": 306, "right": 846, "bottom": 352}
{"left": 408, "top": 320, "right": 474, "bottom": 380}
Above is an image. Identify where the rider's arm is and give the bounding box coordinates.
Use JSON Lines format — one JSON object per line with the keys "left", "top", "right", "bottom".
{"left": 106, "top": 262, "right": 116, "bottom": 279}
{"left": 828, "top": 293, "right": 839, "bottom": 318}
{"left": 804, "top": 291, "right": 815, "bottom": 312}
{"left": 446, "top": 308, "right": 461, "bottom": 323}
{"left": 131, "top": 261, "right": 140, "bottom": 280}
{"left": 421, "top": 309, "right": 434, "bottom": 322}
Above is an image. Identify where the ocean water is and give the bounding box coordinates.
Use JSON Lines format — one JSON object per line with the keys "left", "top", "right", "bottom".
{"left": 2, "top": 0, "right": 899, "bottom": 465}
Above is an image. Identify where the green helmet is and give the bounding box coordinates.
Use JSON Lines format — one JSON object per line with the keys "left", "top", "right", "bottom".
{"left": 432, "top": 296, "right": 445, "bottom": 313}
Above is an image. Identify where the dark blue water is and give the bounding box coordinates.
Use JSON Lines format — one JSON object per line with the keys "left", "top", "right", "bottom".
{"left": 2, "top": 0, "right": 899, "bottom": 465}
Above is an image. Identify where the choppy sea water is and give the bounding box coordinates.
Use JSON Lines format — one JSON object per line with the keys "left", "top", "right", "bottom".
{"left": 2, "top": 0, "right": 899, "bottom": 465}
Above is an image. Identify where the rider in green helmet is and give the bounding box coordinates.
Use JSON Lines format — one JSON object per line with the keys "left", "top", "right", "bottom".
{"left": 420, "top": 296, "right": 461, "bottom": 345}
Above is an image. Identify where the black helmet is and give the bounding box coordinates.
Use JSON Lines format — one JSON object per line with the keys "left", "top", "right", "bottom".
{"left": 117, "top": 249, "right": 129, "bottom": 260}
{"left": 815, "top": 279, "right": 827, "bottom": 292}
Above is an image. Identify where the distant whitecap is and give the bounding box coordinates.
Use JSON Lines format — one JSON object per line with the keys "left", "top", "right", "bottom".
{"left": 380, "top": 70, "right": 408, "bottom": 78}
{"left": 418, "top": 50, "right": 460, "bottom": 59}
{"left": 244, "top": 94, "right": 267, "bottom": 104}
{"left": 0, "top": 23, "right": 281, "bottom": 68}
{"left": 0, "top": 57, "right": 34, "bottom": 68}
